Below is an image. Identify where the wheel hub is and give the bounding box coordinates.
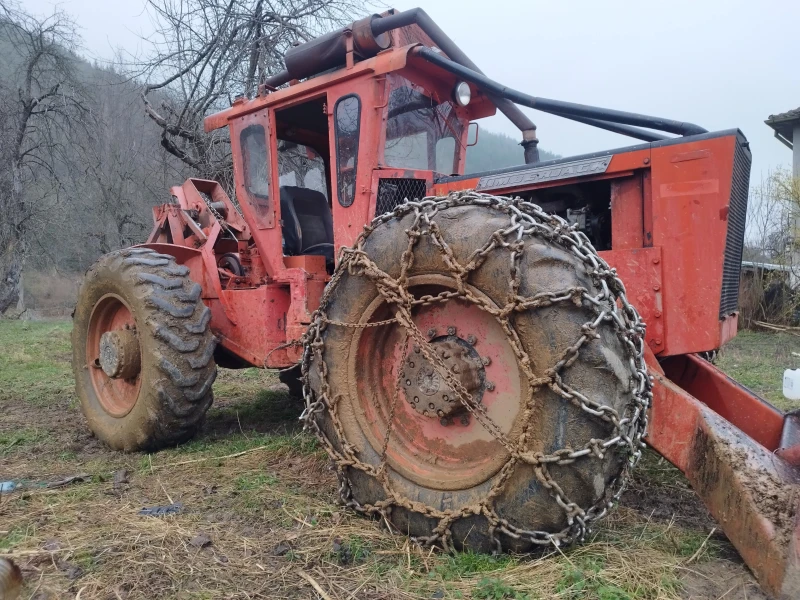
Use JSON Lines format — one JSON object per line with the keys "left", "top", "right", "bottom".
{"left": 99, "top": 329, "right": 141, "bottom": 379}
{"left": 402, "top": 332, "right": 485, "bottom": 422}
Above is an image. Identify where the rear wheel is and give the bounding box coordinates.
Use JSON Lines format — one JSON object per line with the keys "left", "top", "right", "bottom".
{"left": 278, "top": 364, "right": 304, "bottom": 399}
{"left": 303, "top": 192, "right": 650, "bottom": 552}
{"left": 72, "top": 248, "right": 217, "bottom": 451}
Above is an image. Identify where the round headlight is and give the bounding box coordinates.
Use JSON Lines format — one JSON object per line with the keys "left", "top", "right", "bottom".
{"left": 454, "top": 81, "right": 471, "bottom": 107}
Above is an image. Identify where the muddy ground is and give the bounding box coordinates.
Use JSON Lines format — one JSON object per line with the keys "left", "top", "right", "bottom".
{"left": 1, "top": 320, "right": 789, "bottom": 599}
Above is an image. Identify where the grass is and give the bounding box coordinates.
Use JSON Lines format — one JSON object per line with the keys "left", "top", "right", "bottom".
{"left": 0, "top": 428, "right": 49, "bottom": 456}
{"left": 0, "top": 319, "right": 774, "bottom": 599}
{"left": 0, "top": 320, "right": 73, "bottom": 404}
{"left": 717, "top": 329, "right": 800, "bottom": 410}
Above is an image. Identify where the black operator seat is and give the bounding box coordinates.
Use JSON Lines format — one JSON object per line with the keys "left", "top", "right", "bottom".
{"left": 279, "top": 186, "right": 335, "bottom": 264}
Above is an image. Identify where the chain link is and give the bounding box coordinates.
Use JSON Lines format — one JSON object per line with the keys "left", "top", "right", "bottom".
{"left": 300, "top": 191, "right": 652, "bottom": 552}
{"left": 199, "top": 193, "right": 237, "bottom": 239}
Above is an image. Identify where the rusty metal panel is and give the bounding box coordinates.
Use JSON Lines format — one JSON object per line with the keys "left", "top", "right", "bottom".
{"left": 649, "top": 134, "right": 740, "bottom": 355}
{"left": 610, "top": 175, "right": 644, "bottom": 249}
{"left": 600, "top": 247, "right": 664, "bottom": 353}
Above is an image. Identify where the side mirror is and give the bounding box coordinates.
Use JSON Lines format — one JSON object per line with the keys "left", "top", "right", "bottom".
{"left": 467, "top": 122, "right": 479, "bottom": 147}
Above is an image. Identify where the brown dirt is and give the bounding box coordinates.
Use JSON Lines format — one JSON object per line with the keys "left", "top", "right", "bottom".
{"left": 681, "top": 561, "right": 769, "bottom": 600}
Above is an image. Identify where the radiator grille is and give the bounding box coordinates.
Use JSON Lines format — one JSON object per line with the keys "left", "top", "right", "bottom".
{"left": 720, "top": 141, "right": 751, "bottom": 318}
{"left": 376, "top": 178, "right": 427, "bottom": 217}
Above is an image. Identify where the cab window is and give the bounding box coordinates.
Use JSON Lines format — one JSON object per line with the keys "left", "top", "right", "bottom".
{"left": 278, "top": 141, "right": 328, "bottom": 199}
{"left": 383, "top": 74, "right": 464, "bottom": 175}
{"left": 240, "top": 124, "right": 271, "bottom": 224}
{"left": 334, "top": 95, "right": 361, "bottom": 207}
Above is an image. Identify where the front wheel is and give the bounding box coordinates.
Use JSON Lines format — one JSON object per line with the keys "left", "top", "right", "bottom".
{"left": 303, "top": 192, "right": 650, "bottom": 552}
{"left": 72, "top": 248, "right": 217, "bottom": 451}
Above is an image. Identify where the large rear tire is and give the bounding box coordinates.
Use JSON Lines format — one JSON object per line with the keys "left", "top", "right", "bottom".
{"left": 303, "top": 192, "right": 649, "bottom": 552}
{"left": 72, "top": 248, "right": 217, "bottom": 452}
{"left": 278, "top": 364, "right": 304, "bottom": 399}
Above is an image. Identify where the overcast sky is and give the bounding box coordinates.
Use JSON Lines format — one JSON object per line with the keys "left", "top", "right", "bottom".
{"left": 25, "top": 0, "right": 800, "bottom": 182}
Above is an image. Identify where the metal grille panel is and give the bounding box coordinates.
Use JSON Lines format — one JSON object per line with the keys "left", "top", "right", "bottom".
{"left": 376, "top": 178, "right": 427, "bottom": 216}
{"left": 720, "top": 141, "right": 751, "bottom": 318}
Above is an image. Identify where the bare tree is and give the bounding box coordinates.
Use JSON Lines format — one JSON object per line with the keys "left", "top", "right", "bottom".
{"left": 0, "top": 1, "right": 89, "bottom": 313}
{"left": 140, "top": 0, "right": 364, "bottom": 188}
{"left": 74, "top": 61, "right": 185, "bottom": 257}
{"left": 740, "top": 168, "right": 800, "bottom": 326}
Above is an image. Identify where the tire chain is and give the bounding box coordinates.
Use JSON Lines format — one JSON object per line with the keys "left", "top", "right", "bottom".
{"left": 300, "top": 191, "right": 652, "bottom": 552}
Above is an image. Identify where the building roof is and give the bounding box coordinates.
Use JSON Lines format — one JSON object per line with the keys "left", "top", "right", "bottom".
{"left": 741, "top": 260, "right": 793, "bottom": 273}
{"left": 765, "top": 107, "right": 800, "bottom": 148}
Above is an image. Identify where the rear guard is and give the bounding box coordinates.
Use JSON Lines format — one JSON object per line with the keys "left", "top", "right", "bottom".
{"left": 647, "top": 352, "right": 800, "bottom": 599}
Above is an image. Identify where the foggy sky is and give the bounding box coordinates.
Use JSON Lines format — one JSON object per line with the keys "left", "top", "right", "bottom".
{"left": 24, "top": 0, "right": 800, "bottom": 182}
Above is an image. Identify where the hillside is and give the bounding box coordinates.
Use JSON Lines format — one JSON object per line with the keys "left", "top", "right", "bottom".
{"left": 466, "top": 130, "right": 559, "bottom": 173}
{"left": 0, "top": 9, "right": 559, "bottom": 315}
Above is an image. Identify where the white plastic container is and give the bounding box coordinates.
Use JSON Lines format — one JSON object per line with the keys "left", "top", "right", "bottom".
{"left": 783, "top": 369, "right": 800, "bottom": 400}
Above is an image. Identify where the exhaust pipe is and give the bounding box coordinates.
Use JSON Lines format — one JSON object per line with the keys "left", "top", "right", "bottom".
{"left": 263, "top": 14, "right": 390, "bottom": 88}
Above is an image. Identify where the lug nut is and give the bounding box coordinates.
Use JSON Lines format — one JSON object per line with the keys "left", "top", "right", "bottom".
{"left": 447, "top": 326, "right": 456, "bottom": 336}
{"left": 481, "top": 356, "right": 491, "bottom": 366}
{"left": 414, "top": 345, "right": 421, "bottom": 353}
{"left": 440, "top": 418, "right": 450, "bottom": 427}
{"left": 428, "top": 403, "right": 435, "bottom": 410}
{"left": 405, "top": 379, "right": 412, "bottom": 386}
{"left": 408, "top": 361, "right": 415, "bottom": 368}
{"left": 467, "top": 334, "right": 477, "bottom": 345}
{"left": 414, "top": 396, "right": 419, "bottom": 403}
{"left": 486, "top": 381, "right": 495, "bottom": 391}
{"left": 437, "top": 409, "right": 444, "bottom": 417}
{"left": 443, "top": 395, "right": 449, "bottom": 401}
{"left": 460, "top": 415, "right": 470, "bottom": 426}
{"left": 452, "top": 365, "right": 460, "bottom": 373}
{"left": 427, "top": 328, "right": 437, "bottom": 338}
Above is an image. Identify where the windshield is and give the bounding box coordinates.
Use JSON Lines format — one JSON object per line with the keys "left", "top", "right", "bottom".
{"left": 383, "top": 75, "right": 464, "bottom": 175}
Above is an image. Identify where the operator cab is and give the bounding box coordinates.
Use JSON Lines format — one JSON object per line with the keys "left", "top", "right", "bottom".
{"left": 222, "top": 33, "right": 495, "bottom": 275}
{"left": 237, "top": 70, "right": 481, "bottom": 272}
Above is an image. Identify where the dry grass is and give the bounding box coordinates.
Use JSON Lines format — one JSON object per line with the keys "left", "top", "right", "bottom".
{"left": 1, "top": 445, "right": 697, "bottom": 600}
{"left": 0, "top": 320, "right": 767, "bottom": 599}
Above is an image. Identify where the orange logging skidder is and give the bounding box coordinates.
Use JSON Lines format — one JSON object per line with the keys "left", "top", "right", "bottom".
{"left": 72, "top": 8, "right": 799, "bottom": 598}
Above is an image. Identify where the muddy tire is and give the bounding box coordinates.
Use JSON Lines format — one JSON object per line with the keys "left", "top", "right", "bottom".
{"left": 304, "top": 194, "right": 648, "bottom": 552}
{"left": 72, "top": 248, "right": 217, "bottom": 452}
{"left": 278, "top": 364, "right": 304, "bottom": 399}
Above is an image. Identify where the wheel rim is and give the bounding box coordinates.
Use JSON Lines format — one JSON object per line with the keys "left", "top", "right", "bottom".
{"left": 348, "top": 275, "right": 527, "bottom": 491}
{"left": 86, "top": 294, "right": 142, "bottom": 417}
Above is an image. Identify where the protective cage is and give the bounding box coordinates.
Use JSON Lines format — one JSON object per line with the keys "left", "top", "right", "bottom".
{"left": 375, "top": 178, "right": 427, "bottom": 216}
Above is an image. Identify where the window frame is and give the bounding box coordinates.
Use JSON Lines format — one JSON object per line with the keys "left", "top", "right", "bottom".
{"left": 234, "top": 118, "right": 275, "bottom": 230}
{"left": 240, "top": 124, "right": 271, "bottom": 201}
{"left": 333, "top": 93, "right": 362, "bottom": 208}
{"left": 380, "top": 73, "right": 468, "bottom": 176}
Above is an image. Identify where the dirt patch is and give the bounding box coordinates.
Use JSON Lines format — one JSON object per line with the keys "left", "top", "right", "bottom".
{"left": 622, "top": 450, "right": 717, "bottom": 531}
{"left": 681, "top": 560, "right": 768, "bottom": 600}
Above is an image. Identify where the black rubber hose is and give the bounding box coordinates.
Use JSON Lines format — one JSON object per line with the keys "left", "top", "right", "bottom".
{"left": 415, "top": 46, "right": 707, "bottom": 137}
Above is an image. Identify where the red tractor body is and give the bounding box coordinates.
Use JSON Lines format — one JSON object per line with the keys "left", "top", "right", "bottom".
{"left": 148, "top": 41, "right": 746, "bottom": 368}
